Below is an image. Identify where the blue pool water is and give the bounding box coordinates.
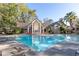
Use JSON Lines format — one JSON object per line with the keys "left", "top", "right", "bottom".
{"left": 16, "top": 34, "right": 79, "bottom": 52}
{"left": 16, "top": 34, "right": 66, "bottom": 52}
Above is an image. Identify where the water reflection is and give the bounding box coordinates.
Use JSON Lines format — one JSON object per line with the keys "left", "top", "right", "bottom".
{"left": 65, "top": 34, "right": 79, "bottom": 42}
{"left": 16, "top": 34, "right": 79, "bottom": 52}
{"left": 31, "top": 34, "right": 65, "bottom": 51}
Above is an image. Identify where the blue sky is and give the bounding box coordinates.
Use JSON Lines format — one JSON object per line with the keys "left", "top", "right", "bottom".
{"left": 27, "top": 3, "right": 79, "bottom": 22}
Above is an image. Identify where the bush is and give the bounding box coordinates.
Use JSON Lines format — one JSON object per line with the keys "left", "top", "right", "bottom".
{"left": 44, "top": 26, "right": 54, "bottom": 34}
{"left": 4, "top": 28, "right": 14, "bottom": 34}
{"left": 60, "top": 26, "right": 66, "bottom": 33}
{"left": 0, "top": 27, "right": 23, "bottom": 35}
{"left": 15, "top": 27, "right": 22, "bottom": 34}
{"left": 0, "top": 28, "right": 3, "bottom": 34}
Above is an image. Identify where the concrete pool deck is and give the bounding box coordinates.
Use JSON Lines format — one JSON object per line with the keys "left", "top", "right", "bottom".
{"left": 0, "top": 44, "right": 10, "bottom": 50}
{"left": 0, "top": 41, "right": 79, "bottom": 56}
{"left": 42, "top": 42, "right": 79, "bottom": 56}
{"left": 1, "top": 42, "right": 38, "bottom": 56}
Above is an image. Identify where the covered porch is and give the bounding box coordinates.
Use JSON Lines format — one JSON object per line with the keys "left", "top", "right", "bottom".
{"left": 27, "top": 19, "right": 43, "bottom": 34}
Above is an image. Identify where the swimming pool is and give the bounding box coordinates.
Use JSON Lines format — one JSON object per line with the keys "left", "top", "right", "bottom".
{"left": 16, "top": 34, "right": 79, "bottom": 52}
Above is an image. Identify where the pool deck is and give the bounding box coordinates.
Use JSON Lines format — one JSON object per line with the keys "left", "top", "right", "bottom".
{"left": 42, "top": 42, "right": 79, "bottom": 56}
{"left": 0, "top": 41, "right": 79, "bottom": 56}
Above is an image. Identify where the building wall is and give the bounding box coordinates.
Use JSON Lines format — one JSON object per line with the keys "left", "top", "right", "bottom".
{"left": 16, "top": 22, "right": 27, "bottom": 28}
{"left": 32, "top": 20, "right": 41, "bottom": 34}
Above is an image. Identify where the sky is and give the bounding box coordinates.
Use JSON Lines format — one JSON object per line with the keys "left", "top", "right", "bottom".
{"left": 27, "top": 3, "right": 79, "bottom": 22}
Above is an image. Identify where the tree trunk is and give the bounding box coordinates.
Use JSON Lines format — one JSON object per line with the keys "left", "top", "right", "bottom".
{"left": 70, "top": 19, "right": 74, "bottom": 29}
{"left": 70, "top": 19, "right": 76, "bottom": 33}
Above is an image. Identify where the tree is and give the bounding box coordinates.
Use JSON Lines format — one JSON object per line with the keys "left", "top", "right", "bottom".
{"left": 17, "top": 3, "right": 29, "bottom": 23}
{"left": 0, "top": 3, "right": 37, "bottom": 34}
{"left": 64, "top": 11, "right": 77, "bottom": 31}
{"left": 17, "top": 4, "right": 36, "bottom": 24}
{"left": 27, "top": 9, "right": 36, "bottom": 23}
{"left": 59, "top": 18, "right": 67, "bottom": 33}
{"left": 0, "top": 3, "right": 19, "bottom": 34}
{"left": 45, "top": 26, "right": 54, "bottom": 34}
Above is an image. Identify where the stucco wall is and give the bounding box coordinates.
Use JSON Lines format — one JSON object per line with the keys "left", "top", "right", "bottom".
{"left": 32, "top": 20, "right": 41, "bottom": 34}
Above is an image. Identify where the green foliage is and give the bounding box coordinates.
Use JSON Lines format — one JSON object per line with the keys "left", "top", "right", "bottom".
{"left": 45, "top": 26, "right": 54, "bottom": 34}
{"left": 64, "top": 11, "right": 76, "bottom": 21}
{"left": 0, "top": 4, "right": 18, "bottom": 34}
{"left": 60, "top": 26, "right": 66, "bottom": 33}
{"left": 17, "top": 4, "right": 36, "bottom": 24}
{"left": 0, "top": 3, "right": 36, "bottom": 35}
{"left": 64, "top": 11, "right": 77, "bottom": 29}
{"left": 15, "top": 27, "right": 22, "bottom": 34}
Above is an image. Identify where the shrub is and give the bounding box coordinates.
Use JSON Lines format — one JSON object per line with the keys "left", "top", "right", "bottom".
{"left": 15, "top": 27, "right": 22, "bottom": 34}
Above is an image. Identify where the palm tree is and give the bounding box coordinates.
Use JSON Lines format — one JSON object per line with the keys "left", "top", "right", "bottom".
{"left": 59, "top": 18, "right": 67, "bottom": 33}
{"left": 64, "top": 11, "right": 77, "bottom": 32}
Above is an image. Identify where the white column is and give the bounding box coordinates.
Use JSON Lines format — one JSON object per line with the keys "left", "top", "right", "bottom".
{"left": 32, "top": 23, "right": 33, "bottom": 34}
{"left": 28, "top": 26, "right": 29, "bottom": 33}
{"left": 40, "top": 23, "right": 41, "bottom": 34}
{"left": 43, "top": 27, "right": 44, "bottom": 34}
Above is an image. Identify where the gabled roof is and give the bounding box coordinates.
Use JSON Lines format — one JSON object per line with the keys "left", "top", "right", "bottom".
{"left": 24, "top": 17, "right": 43, "bottom": 28}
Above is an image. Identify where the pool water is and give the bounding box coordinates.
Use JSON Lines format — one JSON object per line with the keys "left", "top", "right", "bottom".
{"left": 16, "top": 34, "right": 79, "bottom": 52}
{"left": 16, "top": 34, "right": 66, "bottom": 52}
